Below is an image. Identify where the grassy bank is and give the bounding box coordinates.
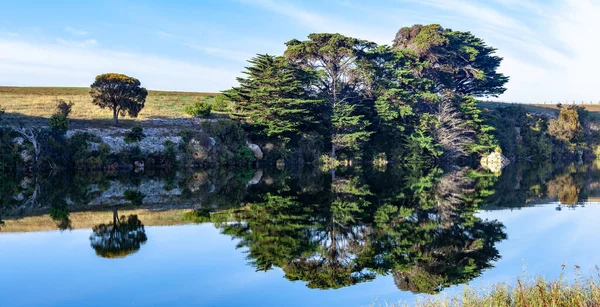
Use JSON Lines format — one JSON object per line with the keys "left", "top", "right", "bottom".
{"left": 0, "top": 86, "right": 221, "bottom": 127}
{"left": 407, "top": 267, "right": 600, "bottom": 307}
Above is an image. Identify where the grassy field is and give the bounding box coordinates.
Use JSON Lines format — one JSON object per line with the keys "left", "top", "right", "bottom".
{"left": 0, "top": 86, "right": 220, "bottom": 127}
{"left": 0, "top": 207, "right": 197, "bottom": 232}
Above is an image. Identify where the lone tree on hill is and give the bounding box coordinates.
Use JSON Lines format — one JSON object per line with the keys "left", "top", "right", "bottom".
{"left": 90, "top": 73, "right": 148, "bottom": 125}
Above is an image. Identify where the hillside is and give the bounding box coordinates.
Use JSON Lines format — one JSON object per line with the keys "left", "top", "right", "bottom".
{"left": 0, "top": 86, "right": 221, "bottom": 127}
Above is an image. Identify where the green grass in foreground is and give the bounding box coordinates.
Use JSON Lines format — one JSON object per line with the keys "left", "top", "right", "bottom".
{"left": 401, "top": 266, "right": 600, "bottom": 307}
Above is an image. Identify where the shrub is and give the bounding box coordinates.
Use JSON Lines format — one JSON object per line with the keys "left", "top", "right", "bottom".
{"left": 201, "top": 120, "right": 246, "bottom": 149}
{"left": 234, "top": 146, "right": 256, "bottom": 165}
{"left": 183, "top": 209, "right": 211, "bottom": 223}
{"left": 123, "top": 190, "right": 145, "bottom": 206}
{"left": 548, "top": 106, "right": 583, "bottom": 142}
{"left": 124, "top": 126, "right": 145, "bottom": 143}
{"left": 55, "top": 99, "right": 74, "bottom": 117}
{"left": 49, "top": 114, "right": 69, "bottom": 133}
{"left": 212, "top": 94, "right": 230, "bottom": 112}
{"left": 185, "top": 100, "right": 212, "bottom": 118}
{"left": 0, "top": 105, "right": 5, "bottom": 116}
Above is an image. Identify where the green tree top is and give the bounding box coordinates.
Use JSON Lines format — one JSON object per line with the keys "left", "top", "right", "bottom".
{"left": 90, "top": 73, "right": 148, "bottom": 125}
{"left": 393, "top": 24, "right": 508, "bottom": 97}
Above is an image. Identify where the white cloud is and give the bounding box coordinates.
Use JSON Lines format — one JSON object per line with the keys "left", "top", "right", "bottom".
{"left": 64, "top": 26, "right": 88, "bottom": 36}
{"left": 56, "top": 38, "right": 98, "bottom": 48}
{"left": 0, "top": 38, "right": 238, "bottom": 92}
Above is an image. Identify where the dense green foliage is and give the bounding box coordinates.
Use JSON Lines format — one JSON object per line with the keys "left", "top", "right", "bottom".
{"left": 483, "top": 105, "right": 597, "bottom": 162}
{"left": 226, "top": 25, "right": 508, "bottom": 166}
{"left": 184, "top": 100, "right": 212, "bottom": 117}
{"left": 124, "top": 126, "right": 145, "bottom": 143}
{"left": 49, "top": 114, "right": 69, "bottom": 133}
{"left": 225, "top": 54, "right": 320, "bottom": 145}
{"left": 90, "top": 73, "right": 148, "bottom": 125}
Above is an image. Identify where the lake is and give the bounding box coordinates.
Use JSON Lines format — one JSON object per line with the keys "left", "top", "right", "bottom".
{"left": 1, "top": 163, "right": 599, "bottom": 306}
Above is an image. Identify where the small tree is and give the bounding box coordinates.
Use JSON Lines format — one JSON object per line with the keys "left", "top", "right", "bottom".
{"left": 90, "top": 73, "right": 148, "bottom": 125}
{"left": 54, "top": 99, "right": 74, "bottom": 117}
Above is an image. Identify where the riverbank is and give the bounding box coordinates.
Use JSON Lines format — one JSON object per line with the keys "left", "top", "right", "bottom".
{"left": 408, "top": 268, "right": 600, "bottom": 307}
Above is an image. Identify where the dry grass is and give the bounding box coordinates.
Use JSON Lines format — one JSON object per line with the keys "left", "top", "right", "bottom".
{"left": 406, "top": 266, "right": 600, "bottom": 307}
{"left": 0, "top": 86, "right": 220, "bottom": 127}
{"left": 0, "top": 207, "right": 197, "bottom": 233}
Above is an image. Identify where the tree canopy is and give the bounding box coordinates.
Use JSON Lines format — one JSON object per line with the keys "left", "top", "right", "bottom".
{"left": 90, "top": 73, "right": 148, "bottom": 126}
{"left": 225, "top": 25, "right": 509, "bottom": 166}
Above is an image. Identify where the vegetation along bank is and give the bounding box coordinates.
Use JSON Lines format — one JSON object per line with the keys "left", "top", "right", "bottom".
{"left": 2, "top": 24, "right": 600, "bottom": 172}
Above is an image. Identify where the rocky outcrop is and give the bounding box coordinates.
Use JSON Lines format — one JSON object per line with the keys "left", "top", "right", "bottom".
{"left": 480, "top": 151, "right": 510, "bottom": 173}
{"left": 66, "top": 128, "right": 183, "bottom": 154}
{"left": 247, "top": 143, "right": 263, "bottom": 160}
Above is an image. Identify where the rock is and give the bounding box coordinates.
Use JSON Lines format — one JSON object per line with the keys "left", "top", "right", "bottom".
{"left": 247, "top": 143, "right": 263, "bottom": 160}
{"left": 246, "top": 169, "right": 263, "bottom": 186}
{"left": 276, "top": 159, "right": 285, "bottom": 170}
{"left": 13, "top": 193, "right": 25, "bottom": 201}
{"left": 480, "top": 151, "right": 510, "bottom": 173}
{"left": 12, "top": 137, "right": 24, "bottom": 146}
{"left": 134, "top": 161, "right": 145, "bottom": 172}
{"left": 20, "top": 150, "right": 33, "bottom": 163}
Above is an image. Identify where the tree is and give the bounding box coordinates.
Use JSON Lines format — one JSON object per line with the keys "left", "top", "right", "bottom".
{"left": 284, "top": 33, "right": 376, "bottom": 158}
{"left": 393, "top": 24, "right": 508, "bottom": 97}
{"left": 225, "top": 54, "right": 320, "bottom": 144}
{"left": 386, "top": 25, "right": 509, "bottom": 159}
{"left": 90, "top": 73, "right": 148, "bottom": 125}
{"left": 90, "top": 207, "right": 147, "bottom": 258}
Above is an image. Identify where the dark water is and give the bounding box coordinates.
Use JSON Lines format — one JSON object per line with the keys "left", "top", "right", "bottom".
{"left": 1, "top": 163, "right": 600, "bottom": 306}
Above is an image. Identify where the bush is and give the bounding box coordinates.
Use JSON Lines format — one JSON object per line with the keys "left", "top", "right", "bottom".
{"left": 548, "top": 106, "right": 582, "bottom": 142}
{"left": 234, "top": 146, "right": 256, "bottom": 165}
{"left": 201, "top": 120, "right": 246, "bottom": 149}
{"left": 49, "top": 114, "right": 69, "bottom": 133}
{"left": 55, "top": 99, "right": 74, "bottom": 117}
{"left": 123, "top": 190, "right": 145, "bottom": 206}
{"left": 212, "top": 94, "right": 230, "bottom": 112}
{"left": 124, "top": 126, "right": 145, "bottom": 143}
{"left": 0, "top": 105, "right": 5, "bottom": 116}
{"left": 185, "top": 100, "right": 212, "bottom": 117}
{"left": 183, "top": 209, "right": 211, "bottom": 223}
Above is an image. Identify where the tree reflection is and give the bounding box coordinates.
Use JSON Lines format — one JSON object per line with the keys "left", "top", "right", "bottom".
{"left": 215, "top": 166, "right": 506, "bottom": 293}
{"left": 90, "top": 206, "right": 147, "bottom": 259}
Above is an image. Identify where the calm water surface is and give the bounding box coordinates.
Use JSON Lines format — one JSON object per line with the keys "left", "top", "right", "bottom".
{"left": 1, "top": 163, "right": 599, "bottom": 306}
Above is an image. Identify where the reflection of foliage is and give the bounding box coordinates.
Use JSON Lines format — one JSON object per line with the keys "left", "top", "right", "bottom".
{"left": 183, "top": 209, "right": 211, "bottom": 224}
{"left": 547, "top": 174, "right": 579, "bottom": 205}
{"left": 49, "top": 203, "right": 71, "bottom": 231}
{"left": 123, "top": 190, "right": 145, "bottom": 206}
{"left": 215, "top": 166, "right": 505, "bottom": 293}
{"left": 90, "top": 210, "right": 147, "bottom": 259}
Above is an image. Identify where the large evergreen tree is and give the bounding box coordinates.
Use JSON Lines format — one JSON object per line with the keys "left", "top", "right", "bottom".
{"left": 224, "top": 54, "right": 320, "bottom": 145}
{"left": 284, "top": 33, "right": 376, "bottom": 158}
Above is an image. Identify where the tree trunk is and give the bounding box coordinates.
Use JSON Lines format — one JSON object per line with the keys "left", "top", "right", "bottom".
{"left": 330, "top": 143, "right": 336, "bottom": 158}
{"left": 112, "top": 206, "right": 118, "bottom": 225}
{"left": 113, "top": 108, "right": 119, "bottom": 126}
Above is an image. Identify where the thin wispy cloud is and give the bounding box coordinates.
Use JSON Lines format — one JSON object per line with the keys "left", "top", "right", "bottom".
{"left": 156, "top": 31, "right": 175, "bottom": 39}
{"left": 239, "top": 0, "right": 392, "bottom": 44}
{"left": 64, "top": 26, "right": 88, "bottom": 36}
{"left": 55, "top": 38, "right": 98, "bottom": 48}
{"left": 0, "top": 38, "right": 237, "bottom": 91}
{"left": 1, "top": 0, "right": 600, "bottom": 101}
{"left": 184, "top": 44, "right": 254, "bottom": 63}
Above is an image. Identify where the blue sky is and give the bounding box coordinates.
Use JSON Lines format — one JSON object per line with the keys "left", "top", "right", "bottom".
{"left": 0, "top": 0, "right": 598, "bottom": 102}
